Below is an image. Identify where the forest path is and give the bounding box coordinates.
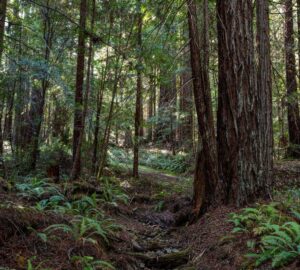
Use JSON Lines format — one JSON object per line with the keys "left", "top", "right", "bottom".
{"left": 114, "top": 166, "right": 194, "bottom": 270}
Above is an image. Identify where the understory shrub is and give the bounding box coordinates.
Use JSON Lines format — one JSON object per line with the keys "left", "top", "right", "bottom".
{"left": 229, "top": 189, "right": 300, "bottom": 268}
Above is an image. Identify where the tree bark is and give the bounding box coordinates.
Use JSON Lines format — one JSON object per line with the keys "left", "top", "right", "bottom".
{"left": 71, "top": 0, "right": 96, "bottom": 180}
{"left": 187, "top": 0, "right": 218, "bottom": 216}
{"left": 72, "top": 0, "right": 87, "bottom": 174}
{"left": 0, "top": 0, "right": 7, "bottom": 61}
{"left": 285, "top": 0, "right": 300, "bottom": 158}
{"left": 147, "top": 74, "right": 155, "bottom": 142}
{"left": 0, "top": 0, "right": 7, "bottom": 176}
{"left": 133, "top": 0, "right": 143, "bottom": 178}
{"left": 217, "top": 0, "right": 269, "bottom": 206}
{"left": 256, "top": 0, "right": 273, "bottom": 191}
{"left": 24, "top": 1, "right": 53, "bottom": 171}
{"left": 179, "top": 47, "right": 193, "bottom": 150}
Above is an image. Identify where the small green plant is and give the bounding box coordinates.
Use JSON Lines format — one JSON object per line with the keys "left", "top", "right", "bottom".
{"left": 44, "top": 215, "right": 120, "bottom": 246}
{"left": 71, "top": 256, "right": 115, "bottom": 270}
{"left": 102, "top": 177, "right": 129, "bottom": 205}
{"left": 154, "top": 200, "right": 165, "bottom": 212}
{"left": 247, "top": 221, "right": 300, "bottom": 268}
{"left": 229, "top": 193, "right": 300, "bottom": 268}
{"left": 26, "top": 257, "right": 50, "bottom": 270}
{"left": 16, "top": 177, "right": 61, "bottom": 200}
{"left": 228, "top": 203, "right": 286, "bottom": 235}
{"left": 35, "top": 194, "right": 66, "bottom": 211}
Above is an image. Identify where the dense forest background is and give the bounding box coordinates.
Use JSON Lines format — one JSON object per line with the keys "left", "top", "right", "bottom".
{"left": 0, "top": 0, "right": 300, "bottom": 269}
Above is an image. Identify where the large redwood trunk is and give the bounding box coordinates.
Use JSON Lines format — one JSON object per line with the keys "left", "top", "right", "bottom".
{"left": 217, "top": 0, "right": 270, "bottom": 206}
{"left": 284, "top": 0, "right": 300, "bottom": 158}
{"left": 72, "top": 0, "right": 87, "bottom": 175}
{"left": 187, "top": 0, "right": 218, "bottom": 216}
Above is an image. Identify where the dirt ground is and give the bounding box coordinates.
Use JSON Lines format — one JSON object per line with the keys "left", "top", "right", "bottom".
{"left": 0, "top": 161, "right": 299, "bottom": 270}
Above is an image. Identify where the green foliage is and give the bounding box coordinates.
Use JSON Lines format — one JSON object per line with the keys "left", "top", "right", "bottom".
{"left": 108, "top": 147, "right": 191, "bottom": 174}
{"left": 35, "top": 194, "right": 67, "bottom": 211}
{"left": 246, "top": 221, "right": 300, "bottom": 268}
{"left": 139, "top": 151, "right": 190, "bottom": 174}
{"left": 71, "top": 256, "right": 115, "bottom": 270}
{"left": 39, "top": 139, "right": 70, "bottom": 166}
{"left": 102, "top": 177, "right": 129, "bottom": 205}
{"left": 154, "top": 200, "right": 165, "bottom": 212}
{"left": 228, "top": 203, "right": 286, "bottom": 235}
{"left": 16, "top": 177, "right": 62, "bottom": 200}
{"left": 229, "top": 190, "right": 300, "bottom": 268}
{"left": 44, "top": 214, "right": 120, "bottom": 246}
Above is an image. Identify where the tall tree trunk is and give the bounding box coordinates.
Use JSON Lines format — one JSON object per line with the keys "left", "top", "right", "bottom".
{"left": 0, "top": 0, "right": 7, "bottom": 61}
{"left": 217, "top": 0, "right": 269, "bottom": 206}
{"left": 92, "top": 18, "right": 113, "bottom": 174}
{"left": 0, "top": 0, "right": 7, "bottom": 176}
{"left": 133, "top": 0, "right": 143, "bottom": 178}
{"left": 257, "top": 0, "right": 273, "bottom": 192}
{"left": 72, "top": 0, "right": 87, "bottom": 174}
{"left": 71, "top": 0, "right": 96, "bottom": 180}
{"left": 285, "top": 0, "right": 300, "bottom": 158}
{"left": 21, "top": 1, "right": 53, "bottom": 171}
{"left": 155, "top": 77, "right": 176, "bottom": 147}
{"left": 187, "top": 0, "right": 218, "bottom": 217}
{"left": 179, "top": 47, "right": 193, "bottom": 150}
{"left": 147, "top": 75, "right": 155, "bottom": 142}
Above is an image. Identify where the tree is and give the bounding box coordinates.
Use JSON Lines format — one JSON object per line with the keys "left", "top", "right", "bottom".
{"left": 133, "top": 0, "right": 143, "bottom": 178}
{"left": 284, "top": 0, "right": 300, "bottom": 158}
{"left": 187, "top": 0, "right": 218, "bottom": 216}
{"left": 25, "top": 1, "right": 54, "bottom": 171}
{"left": 0, "top": 0, "right": 7, "bottom": 61}
{"left": 72, "top": 0, "right": 87, "bottom": 177}
{"left": 256, "top": 0, "right": 273, "bottom": 190}
{"left": 71, "top": 0, "right": 96, "bottom": 180}
{"left": 0, "top": 0, "right": 7, "bottom": 176}
{"left": 217, "top": 0, "right": 271, "bottom": 206}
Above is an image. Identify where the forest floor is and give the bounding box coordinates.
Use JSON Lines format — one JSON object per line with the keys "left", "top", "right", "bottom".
{"left": 0, "top": 160, "right": 299, "bottom": 269}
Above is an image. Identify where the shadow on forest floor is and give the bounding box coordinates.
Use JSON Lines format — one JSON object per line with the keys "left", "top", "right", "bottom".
{"left": 0, "top": 160, "right": 299, "bottom": 269}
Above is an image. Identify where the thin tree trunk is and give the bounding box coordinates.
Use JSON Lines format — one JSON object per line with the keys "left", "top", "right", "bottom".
{"left": 133, "top": 0, "right": 143, "bottom": 178}
{"left": 285, "top": 0, "right": 300, "bottom": 158}
{"left": 0, "top": 0, "right": 7, "bottom": 61}
{"left": 187, "top": 0, "right": 218, "bottom": 217}
{"left": 71, "top": 0, "right": 96, "bottom": 180}
{"left": 179, "top": 47, "right": 193, "bottom": 150}
{"left": 72, "top": 0, "right": 87, "bottom": 174}
{"left": 147, "top": 75, "right": 155, "bottom": 142}
{"left": 0, "top": 0, "right": 7, "bottom": 175}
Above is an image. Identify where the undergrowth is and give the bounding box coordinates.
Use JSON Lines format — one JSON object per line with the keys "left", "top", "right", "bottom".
{"left": 228, "top": 189, "right": 300, "bottom": 269}
{"left": 108, "top": 147, "right": 191, "bottom": 174}
{"left": 11, "top": 176, "right": 127, "bottom": 269}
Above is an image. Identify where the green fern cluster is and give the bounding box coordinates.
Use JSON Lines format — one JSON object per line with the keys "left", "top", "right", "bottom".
{"left": 229, "top": 203, "right": 287, "bottom": 235}
{"left": 246, "top": 221, "right": 300, "bottom": 268}
{"left": 229, "top": 192, "right": 300, "bottom": 268}
{"left": 16, "top": 177, "right": 61, "bottom": 200}
{"left": 44, "top": 214, "right": 120, "bottom": 245}
{"left": 102, "top": 177, "right": 129, "bottom": 205}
